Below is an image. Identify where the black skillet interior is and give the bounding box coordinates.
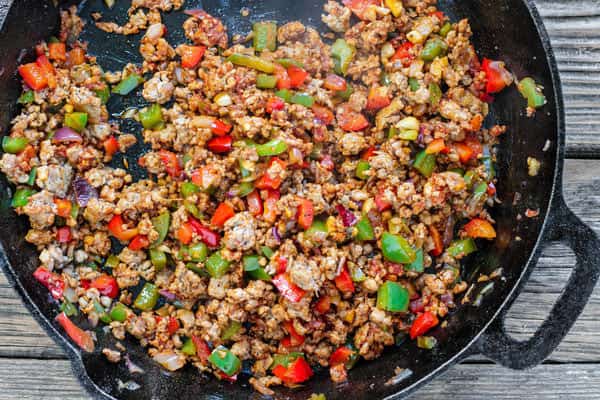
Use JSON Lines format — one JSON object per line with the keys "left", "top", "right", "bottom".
{"left": 0, "top": 0, "right": 559, "bottom": 398}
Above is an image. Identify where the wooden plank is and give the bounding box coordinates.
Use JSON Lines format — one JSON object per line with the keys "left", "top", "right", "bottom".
{"left": 0, "top": 160, "right": 598, "bottom": 362}
{"left": 2, "top": 358, "right": 600, "bottom": 400}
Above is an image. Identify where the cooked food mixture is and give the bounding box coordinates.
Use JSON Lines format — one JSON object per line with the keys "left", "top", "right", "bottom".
{"left": 1, "top": 0, "right": 545, "bottom": 393}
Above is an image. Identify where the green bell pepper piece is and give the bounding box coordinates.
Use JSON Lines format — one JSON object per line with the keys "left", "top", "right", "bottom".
{"left": 336, "top": 83, "right": 353, "bottom": 100}
{"left": 473, "top": 182, "right": 488, "bottom": 198}
{"left": 355, "top": 217, "right": 375, "bottom": 241}
{"left": 139, "top": 104, "right": 163, "bottom": 130}
{"left": 95, "top": 86, "right": 111, "bottom": 104}
{"left": 184, "top": 200, "right": 202, "bottom": 219}
{"left": 331, "top": 39, "right": 356, "bottom": 76}
{"left": 93, "top": 300, "right": 112, "bottom": 324}
{"left": 408, "top": 77, "right": 420, "bottom": 91}
{"left": 181, "top": 182, "right": 200, "bottom": 198}
{"left": 221, "top": 321, "right": 242, "bottom": 341}
{"left": 243, "top": 255, "right": 261, "bottom": 272}
{"left": 290, "top": 93, "right": 314, "bottom": 107}
{"left": 227, "top": 53, "right": 275, "bottom": 73}
{"left": 181, "top": 338, "right": 196, "bottom": 356}
{"left": 109, "top": 302, "right": 129, "bottom": 322}
{"left": 271, "top": 352, "right": 304, "bottom": 369}
{"left": 413, "top": 150, "right": 436, "bottom": 177}
{"left": 275, "top": 88, "right": 292, "bottom": 102}
{"left": 27, "top": 167, "right": 37, "bottom": 186}
{"left": 247, "top": 268, "right": 271, "bottom": 280}
{"left": 440, "top": 22, "right": 452, "bottom": 37}
{"left": 186, "top": 262, "right": 210, "bottom": 277}
{"left": 209, "top": 346, "right": 241, "bottom": 376}
{"left": 112, "top": 73, "right": 143, "bottom": 95}
{"left": 17, "top": 91, "right": 34, "bottom": 104}
{"left": 381, "top": 232, "right": 416, "bottom": 264}
{"left": 253, "top": 22, "right": 277, "bottom": 52}
{"left": 377, "top": 281, "right": 409, "bottom": 312}
{"left": 463, "top": 170, "right": 476, "bottom": 187}
{"left": 256, "top": 73, "right": 278, "bottom": 89}
{"left": 518, "top": 77, "right": 546, "bottom": 109}
{"left": 104, "top": 254, "right": 119, "bottom": 269}
{"left": 355, "top": 160, "right": 370, "bottom": 180}
{"left": 405, "top": 248, "right": 424, "bottom": 272}
{"left": 64, "top": 112, "right": 88, "bottom": 132}
{"left": 429, "top": 82, "right": 442, "bottom": 105}
{"left": 11, "top": 188, "right": 35, "bottom": 208}
{"left": 420, "top": 38, "right": 448, "bottom": 61}
{"left": 417, "top": 335, "right": 437, "bottom": 349}
{"left": 59, "top": 301, "right": 78, "bottom": 317}
{"left": 149, "top": 248, "right": 167, "bottom": 271}
{"left": 151, "top": 211, "right": 171, "bottom": 247}
{"left": 206, "top": 250, "right": 231, "bottom": 278}
{"left": 398, "top": 129, "right": 418, "bottom": 141}
{"left": 275, "top": 58, "right": 303, "bottom": 68}
{"left": 305, "top": 219, "right": 328, "bottom": 240}
{"left": 234, "top": 182, "right": 255, "bottom": 197}
{"left": 2, "top": 137, "right": 28, "bottom": 154}
{"left": 261, "top": 246, "right": 274, "bottom": 259}
{"left": 133, "top": 283, "right": 159, "bottom": 311}
{"left": 350, "top": 265, "right": 366, "bottom": 282}
{"left": 447, "top": 238, "right": 477, "bottom": 258}
{"left": 189, "top": 242, "right": 208, "bottom": 262}
{"left": 256, "top": 139, "right": 288, "bottom": 156}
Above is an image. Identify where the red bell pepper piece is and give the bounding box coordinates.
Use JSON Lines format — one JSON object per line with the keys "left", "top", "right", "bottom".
{"left": 211, "top": 202, "right": 235, "bottom": 227}
{"left": 55, "top": 312, "right": 95, "bottom": 352}
{"left": 48, "top": 42, "right": 67, "bottom": 62}
{"left": 481, "top": 58, "right": 513, "bottom": 94}
{"left": 247, "top": 190, "right": 263, "bottom": 216}
{"left": 180, "top": 45, "right": 206, "bottom": 68}
{"left": 103, "top": 136, "right": 120, "bottom": 158}
{"left": 191, "top": 335, "right": 211, "bottom": 362}
{"left": 429, "top": 225, "right": 444, "bottom": 256}
{"left": 334, "top": 265, "right": 355, "bottom": 293}
{"left": 158, "top": 149, "right": 182, "bottom": 178}
{"left": 361, "top": 146, "right": 377, "bottom": 160}
{"left": 337, "top": 106, "right": 369, "bottom": 132}
{"left": 274, "top": 64, "right": 292, "bottom": 89}
{"left": 375, "top": 193, "right": 392, "bottom": 212}
{"left": 90, "top": 274, "right": 119, "bottom": 299}
{"left": 314, "top": 295, "right": 331, "bottom": 314}
{"left": 272, "top": 356, "right": 313, "bottom": 384}
{"left": 283, "top": 320, "right": 305, "bottom": 346}
{"left": 167, "top": 316, "right": 180, "bottom": 335}
{"left": 391, "top": 42, "right": 415, "bottom": 67}
{"left": 297, "top": 199, "right": 314, "bottom": 230}
{"left": 454, "top": 142, "right": 475, "bottom": 164}
{"left": 211, "top": 119, "right": 232, "bottom": 136}
{"left": 128, "top": 234, "right": 150, "bottom": 251}
{"left": 266, "top": 97, "right": 285, "bottom": 113}
{"left": 276, "top": 257, "right": 288, "bottom": 274}
{"left": 207, "top": 135, "right": 233, "bottom": 154}
{"left": 80, "top": 279, "right": 91, "bottom": 290}
{"left": 255, "top": 157, "right": 287, "bottom": 190}
{"left": 67, "top": 48, "right": 86, "bottom": 66}
{"left": 366, "top": 87, "right": 391, "bottom": 111}
{"left": 287, "top": 65, "right": 309, "bottom": 88}
{"left": 262, "top": 189, "right": 280, "bottom": 223}
{"left": 410, "top": 311, "right": 439, "bottom": 339}
{"left": 18, "top": 62, "right": 48, "bottom": 91}
{"left": 177, "top": 222, "right": 194, "bottom": 245}
{"left": 188, "top": 217, "right": 221, "bottom": 247}
{"left": 108, "top": 215, "right": 139, "bottom": 242}
{"left": 311, "top": 104, "right": 335, "bottom": 125}
{"left": 329, "top": 346, "right": 354, "bottom": 367}
{"left": 54, "top": 199, "right": 72, "bottom": 218}
{"left": 342, "top": 0, "right": 380, "bottom": 20}
{"left": 56, "top": 226, "right": 72, "bottom": 243}
{"left": 425, "top": 138, "right": 448, "bottom": 155}
{"left": 323, "top": 73, "right": 347, "bottom": 92}
{"left": 463, "top": 218, "right": 497, "bottom": 239}
{"left": 33, "top": 266, "right": 64, "bottom": 299}
{"left": 272, "top": 273, "right": 305, "bottom": 302}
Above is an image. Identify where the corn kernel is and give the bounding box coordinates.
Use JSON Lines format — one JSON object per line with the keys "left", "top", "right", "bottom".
{"left": 430, "top": 56, "right": 449, "bottom": 80}
{"left": 384, "top": 0, "right": 403, "bottom": 17}
{"left": 344, "top": 310, "right": 355, "bottom": 323}
{"left": 407, "top": 30, "right": 424, "bottom": 44}
{"left": 64, "top": 104, "right": 74, "bottom": 113}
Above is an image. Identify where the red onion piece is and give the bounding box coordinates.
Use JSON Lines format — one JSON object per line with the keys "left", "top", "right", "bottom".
{"left": 124, "top": 354, "right": 145, "bottom": 375}
{"left": 442, "top": 215, "right": 456, "bottom": 248}
{"left": 184, "top": 8, "right": 209, "bottom": 18}
{"left": 72, "top": 177, "right": 98, "bottom": 207}
{"left": 409, "top": 297, "right": 425, "bottom": 313}
{"left": 53, "top": 127, "right": 83, "bottom": 143}
{"left": 336, "top": 205, "right": 357, "bottom": 227}
{"left": 272, "top": 226, "right": 281, "bottom": 243}
{"left": 440, "top": 293, "right": 455, "bottom": 307}
{"left": 159, "top": 289, "right": 177, "bottom": 301}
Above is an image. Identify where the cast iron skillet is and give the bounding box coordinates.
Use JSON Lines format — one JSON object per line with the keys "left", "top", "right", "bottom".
{"left": 0, "top": 0, "right": 599, "bottom": 398}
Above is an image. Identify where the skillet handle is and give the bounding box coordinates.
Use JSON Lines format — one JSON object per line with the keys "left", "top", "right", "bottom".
{"left": 475, "top": 195, "right": 600, "bottom": 369}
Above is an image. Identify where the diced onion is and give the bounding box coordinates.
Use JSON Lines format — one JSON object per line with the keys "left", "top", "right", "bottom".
{"left": 152, "top": 351, "right": 186, "bottom": 371}
{"left": 53, "top": 127, "right": 83, "bottom": 143}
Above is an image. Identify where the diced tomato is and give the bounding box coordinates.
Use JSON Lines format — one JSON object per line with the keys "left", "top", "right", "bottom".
{"left": 90, "top": 274, "right": 119, "bottom": 299}
{"left": 128, "top": 234, "right": 150, "bottom": 251}
{"left": 481, "top": 58, "right": 513, "bottom": 94}
{"left": 410, "top": 311, "right": 439, "bottom": 339}
{"left": 80, "top": 279, "right": 91, "bottom": 290}
{"left": 283, "top": 320, "right": 305, "bottom": 346}
{"left": 337, "top": 108, "right": 369, "bottom": 132}
{"left": 323, "top": 74, "right": 347, "bottom": 92}
{"left": 56, "top": 226, "right": 71, "bottom": 243}
{"left": 48, "top": 42, "right": 67, "bottom": 62}
{"left": 334, "top": 265, "right": 355, "bottom": 293}
{"left": 297, "top": 199, "right": 314, "bottom": 230}
{"left": 361, "top": 146, "right": 377, "bottom": 160}
{"left": 391, "top": 42, "right": 415, "bottom": 67}
{"left": 55, "top": 312, "right": 95, "bottom": 352}
{"left": 329, "top": 346, "right": 354, "bottom": 367}
{"left": 54, "top": 198, "right": 72, "bottom": 218}
{"left": 218, "top": 372, "right": 238, "bottom": 382}
{"left": 33, "top": 266, "right": 65, "bottom": 299}
{"left": 167, "top": 316, "right": 180, "bottom": 335}
{"left": 247, "top": 190, "right": 263, "bottom": 216}
{"left": 36, "top": 55, "right": 55, "bottom": 76}
{"left": 207, "top": 135, "right": 233, "bottom": 154}
{"left": 430, "top": 10, "right": 445, "bottom": 21}
{"left": 375, "top": 193, "right": 392, "bottom": 212}
{"left": 191, "top": 335, "right": 211, "bottom": 362}
{"left": 177, "top": 222, "right": 194, "bottom": 244}
{"left": 103, "top": 136, "right": 120, "bottom": 158}
{"left": 463, "top": 218, "right": 497, "bottom": 239}
{"left": 425, "top": 138, "right": 448, "bottom": 155}
{"left": 262, "top": 189, "right": 280, "bottom": 223}
{"left": 180, "top": 45, "right": 206, "bottom": 68}
{"left": 274, "top": 64, "right": 292, "bottom": 89}
{"left": 255, "top": 157, "right": 287, "bottom": 190}
{"left": 211, "top": 202, "right": 235, "bottom": 227}
{"left": 18, "top": 63, "right": 48, "bottom": 91}
{"left": 342, "top": 0, "right": 380, "bottom": 20}
{"left": 107, "top": 215, "right": 139, "bottom": 242}
{"left": 287, "top": 65, "right": 309, "bottom": 88}
{"left": 314, "top": 295, "right": 331, "bottom": 314}
{"left": 266, "top": 97, "right": 285, "bottom": 113}
{"left": 188, "top": 217, "right": 221, "bottom": 247}
{"left": 429, "top": 225, "right": 443, "bottom": 256}
{"left": 366, "top": 86, "right": 391, "bottom": 111}
{"left": 454, "top": 142, "right": 475, "bottom": 164}
{"left": 67, "top": 48, "right": 86, "bottom": 66}
{"left": 311, "top": 104, "right": 334, "bottom": 125}
{"left": 158, "top": 149, "right": 182, "bottom": 178}
{"left": 272, "top": 273, "right": 306, "bottom": 303}
{"left": 211, "top": 119, "right": 232, "bottom": 136}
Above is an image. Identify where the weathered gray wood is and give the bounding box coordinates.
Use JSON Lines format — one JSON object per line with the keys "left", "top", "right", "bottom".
{"left": 2, "top": 358, "right": 600, "bottom": 400}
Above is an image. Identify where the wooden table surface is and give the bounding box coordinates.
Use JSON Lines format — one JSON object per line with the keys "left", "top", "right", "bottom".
{"left": 2, "top": 0, "right": 600, "bottom": 399}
